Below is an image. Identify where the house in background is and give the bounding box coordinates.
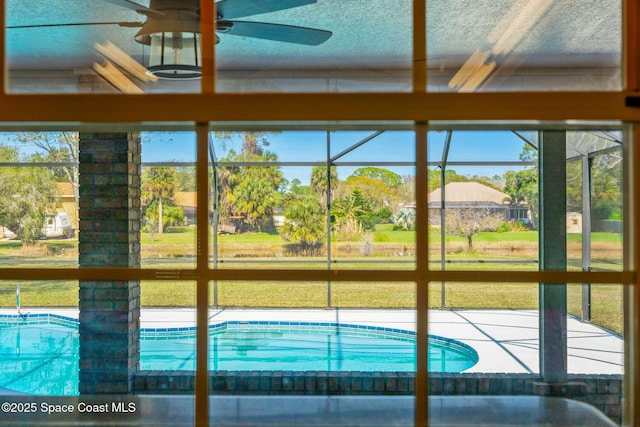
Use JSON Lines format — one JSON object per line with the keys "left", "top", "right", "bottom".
{"left": 427, "top": 181, "right": 531, "bottom": 227}
{"left": 174, "top": 191, "right": 197, "bottom": 225}
{"left": 56, "top": 182, "right": 78, "bottom": 229}
{"left": 2, "top": 182, "right": 76, "bottom": 239}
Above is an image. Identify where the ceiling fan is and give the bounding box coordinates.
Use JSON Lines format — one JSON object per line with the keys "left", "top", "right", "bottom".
{"left": 8, "top": 0, "right": 332, "bottom": 80}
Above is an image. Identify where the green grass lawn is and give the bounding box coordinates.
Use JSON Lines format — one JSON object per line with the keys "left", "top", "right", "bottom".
{"left": 372, "top": 224, "right": 416, "bottom": 243}
{"left": 0, "top": 280, "right": 624, "bottom": 334}
{"left": 0, "top": 280, "right": 78, "bottom": 307}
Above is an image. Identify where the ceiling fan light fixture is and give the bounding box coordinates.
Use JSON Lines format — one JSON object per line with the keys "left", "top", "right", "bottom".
{"left": 147, "top": 31, "right": 201, "bottom": 80}
{"left": 135, "top": 8, "right": 202, "bottom": 80}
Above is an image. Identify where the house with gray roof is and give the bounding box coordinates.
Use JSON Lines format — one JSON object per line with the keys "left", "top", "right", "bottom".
{"left": 427, "top": 182, "right": 531, "bottom": 227}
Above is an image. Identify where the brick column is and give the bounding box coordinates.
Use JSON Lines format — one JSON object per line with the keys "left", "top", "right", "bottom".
{"left": 78, "top": 133, "right": 141, "bottom": 394}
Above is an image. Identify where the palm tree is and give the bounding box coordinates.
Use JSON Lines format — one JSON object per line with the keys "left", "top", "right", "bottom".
{"left": 310, "top": 165, "right": 338, "bottom": 205}
{"left": 142, "top": 167, "right": 176, "bottom": 234}
{"left": 280, "top": 200, "right": 326, "bottom": 255}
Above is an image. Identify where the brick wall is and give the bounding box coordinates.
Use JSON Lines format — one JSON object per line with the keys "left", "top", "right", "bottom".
{"left": 133, "top": 371, "right": 623, "bottom": 425}
{"left": 78, "top": 133, "right": 141, "bottom": 394}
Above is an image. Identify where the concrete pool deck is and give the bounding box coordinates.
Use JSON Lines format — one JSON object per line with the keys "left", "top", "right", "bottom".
{"left": 1, "top": 307, "right": 623, "bottom": 375}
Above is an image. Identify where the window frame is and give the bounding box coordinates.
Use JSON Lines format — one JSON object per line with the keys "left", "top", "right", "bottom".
{"left": 0, "top": 1, "right": 638, "bottom": 426}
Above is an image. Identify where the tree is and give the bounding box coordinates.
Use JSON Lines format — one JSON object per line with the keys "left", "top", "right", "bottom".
{"left": 397, "top": 175, "right": 416, "bottom": 206}
{"left": 568, "top": 132, "right": 623, "bottom": 222}
{"left": 215, "top": 131, "right": 272, "bottom": 156}
{"left": 287, "top": 178, "right": 301, "bottom": 193}
{"left": 215, "top": 132, "right": 284, "bottom": 233}
{"left": 280, "top": 199, "right": 326, "bottom": 255}
{"left": 342, "top": 169, "right": 402, "bottom": 210}
{"left": 566, "top": 160, "right": 583, "bottom": 214}
{"left": 143, "top": 200, "right": 185, "bottom": 233}
{"left": 280, "top": 175, "right": 327, "bottom": 254}
{"left": 174, "top": 166, "right": 196, "bottom": 192}
{"left": 310, "top": 165, "right": 338, "bottom": 205}
{"left": 591, "top": 153, "right": 623, "bottom": 222}
{"left": 281, "top": 179, "right": 315, "bottom": 206}
{"left": 142, "top": 167, "right": 176, "bottom": 234}
{"left": 503, "top": 168, "right": 538, "bottom": 228}
{"left": 0, "top": 145, "right": 58, "bottom": 244}
{"left": 428, "top": 169, "right": 469, "bottom": 192}
{"left": 226, "top": 163, "right": 283, "bottom": 232}
{"left": 519, "top": 143, "right": 538, "bottom": 162}
{"left": 500, "top": 143, "right": 540, "bottom": 228}
{"left": 445, "top": 208, "right": 504, "bottom": 251}
{"left": 375, "top": 206, "right": 393, "bottom": 224}
{"left": 16, "top": 132, "right": 79, "bottom": 204}
{"left": 350, "top": 167, "right": 402, "bottom": 188}
{"left": 332, "top": 189, "right": 376, "bottom": 235}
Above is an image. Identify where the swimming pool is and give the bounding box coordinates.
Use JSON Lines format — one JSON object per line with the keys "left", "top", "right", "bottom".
{"left": 0, "top": 314, "right": 478, "bottom": 395}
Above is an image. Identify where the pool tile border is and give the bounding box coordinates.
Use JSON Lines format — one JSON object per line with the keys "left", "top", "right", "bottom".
{"left": 0, "top": 313, "right": 476, "bottom": 359}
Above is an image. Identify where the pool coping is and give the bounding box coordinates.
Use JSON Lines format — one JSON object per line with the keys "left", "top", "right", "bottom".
{"left": 0, "top": 311, "right": 471, "bottom": 345}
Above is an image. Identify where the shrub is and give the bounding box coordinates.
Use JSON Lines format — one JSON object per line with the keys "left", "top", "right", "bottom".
{"left": 360, "top": 234, "right": 374, "bottom": 256}
{"left": 512, "top": 220, "right": 529, "bottom": 231}
{"left": 373, "top": 233, "right": 390, "bottom": 242}
{"left": 374, "top": 207, "right": 393, "bottom": 224}
{"left": 497, "top": 220, "right": 529, "bottom": 233}
{"left": 497, "top": 222, "right": 512, "bottom": 233}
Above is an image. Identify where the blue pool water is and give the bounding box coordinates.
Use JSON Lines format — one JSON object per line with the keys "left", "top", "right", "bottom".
{"left": 0, "top": 314, "right": 478, "bottom": 395}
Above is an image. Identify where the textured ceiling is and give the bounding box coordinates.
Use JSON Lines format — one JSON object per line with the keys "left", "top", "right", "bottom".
{"left": 5, "top": 0, "right": 621, "bottom": 72}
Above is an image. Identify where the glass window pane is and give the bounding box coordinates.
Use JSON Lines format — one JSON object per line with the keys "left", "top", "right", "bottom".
{"left": 330, "top": 130, "right": 416, "bottom": 270}
{"left": 445, "top": 130, "right": 533, "bottom": 163}
{"left": 6, "top": 0, "right": 201, "bottom": 93}
{"left": 213, "top": 281, "right": 326, "bottom": 308}
{"left": 210, "top": 129, "right": 415, "bottom": 270}
{"left": 209, "top": 280, "right": 415, "bottom": 425}
{"left": 141, "top": 131, "right": 197, "bottom": 268}
{"left": 427, "top": 127, "right": 623, "bottom": 273}
{"left": 215, "top": 1, "right": 412, "bottom": 93}
{"left": 427, "top": 1, "right": 622, "bottom": 92}
{"left": 0, "top": 132, "right": 79, "bottom": 268}
{"left": 0, "top": 281, "right": 79, "bottom": 395}
{"left": 330, "top": 131, "right": 415, "bottom": 163}
{"left": 427, "top": 127, "right": 539, "bottom": 271}
{"left": 0, "top": 128, "right": 197, "bottom": 269}
{"left": 210, "top": 129, "right": 325, "bottom": 269}
{"left": 0, "top": 280, "right": 196, "bottom": 426}
{"left": 0, "top": 110, "right": 633, "bottom": 427}
{"left": 428, "top": 281, "right": 623, "bottom": 426}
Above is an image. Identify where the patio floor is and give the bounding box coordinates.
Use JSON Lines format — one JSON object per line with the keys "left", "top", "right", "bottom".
{"left": 151, "top": 307, "right": 623, "bottom": 375}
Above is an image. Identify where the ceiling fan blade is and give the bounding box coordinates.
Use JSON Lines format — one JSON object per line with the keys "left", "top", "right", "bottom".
{"left": 220, "top": 21, "right": 331, "bottom": 45}
{"left": 100, "top": 0, "right": 163, "bottom": 17}
{"left": 216, "top": 21, "right": 333, "bottom": 46}
{"left": 7, "top": 22, "right": 143, "bottom": 29}
{"left": 216, "top": 0, "right": 317, "bottom": 20}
